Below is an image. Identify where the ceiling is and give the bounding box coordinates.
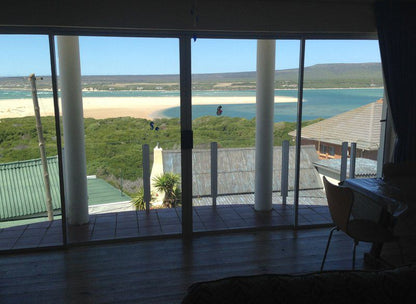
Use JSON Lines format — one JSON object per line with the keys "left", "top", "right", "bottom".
{"left": 0, "top": 0, "right": 385, "bottom": 37}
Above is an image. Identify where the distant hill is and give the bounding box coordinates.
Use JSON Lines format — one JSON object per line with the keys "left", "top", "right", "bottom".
{"left": 278, "top": 62, "right": 382, "bottom": 81}
{"left": 0, "top": 62, "right": 383, "bottom": 90}
{"left": 193, "top": 62, "right": 382, "bottom": 89}
{"left": 288, "top": 63, "right": 383, "bottom": 88}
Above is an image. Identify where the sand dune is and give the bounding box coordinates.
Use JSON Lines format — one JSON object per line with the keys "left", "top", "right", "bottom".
{"left": 0, "top": 95, "right": 297, "bottom": 120}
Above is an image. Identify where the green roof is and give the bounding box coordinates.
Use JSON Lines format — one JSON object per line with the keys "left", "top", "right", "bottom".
{"left": 1, "top": 156, "right": 130, "bottom": 221}
{"left": 87, "top": 177, "right": 130, "bottom": 206}
{"left": 1, "top": 156, "right": 61, "bottom": 220}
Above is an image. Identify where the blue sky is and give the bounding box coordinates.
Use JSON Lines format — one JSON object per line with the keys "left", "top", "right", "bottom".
{"left": 0, "top": 35, "right": 381, "bottom": 76}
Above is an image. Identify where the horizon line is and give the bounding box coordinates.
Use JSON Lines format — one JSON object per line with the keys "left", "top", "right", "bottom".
{"left": 0, "top": 62, "right": 381, "bottom": 78}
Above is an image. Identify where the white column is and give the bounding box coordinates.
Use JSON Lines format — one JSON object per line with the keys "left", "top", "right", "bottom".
{"left": 57, "top": 36, "right": 89, "bottom": 225}
{"left": 255, "top": 40, "right": 276, "bottom": 211}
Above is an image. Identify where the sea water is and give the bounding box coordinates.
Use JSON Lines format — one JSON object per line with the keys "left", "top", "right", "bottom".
{"left": 160, "top": 88, "right": 384, "bottom": 122}
{"left": 0, "top": 88, "right": 384, "bottom": 122}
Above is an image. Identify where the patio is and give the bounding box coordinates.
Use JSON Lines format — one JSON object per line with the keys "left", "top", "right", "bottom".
{"left": 0, "top": 191, "right": 331, "bottom": 251}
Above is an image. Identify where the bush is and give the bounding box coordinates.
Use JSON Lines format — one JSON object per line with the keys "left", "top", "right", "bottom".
{"left": 131, "top": 187, "right": 155, "bottom": 210}
{"left": 153, "top": 172, "right": 181, "bottom": 208}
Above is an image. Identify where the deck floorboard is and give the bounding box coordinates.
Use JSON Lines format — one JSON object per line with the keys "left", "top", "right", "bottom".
{"left": 0, "top": 191, "right": 331, "bottom": 251}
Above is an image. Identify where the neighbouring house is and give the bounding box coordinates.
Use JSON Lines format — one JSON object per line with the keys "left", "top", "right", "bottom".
{"left": 313, "top": 157, "right": 378, "bottom": 183}
{"left": 289, "top": 99, "right": 383, "bottom": 160}
{"left": 0, "top": 156, "right": 131, "bottom": 222}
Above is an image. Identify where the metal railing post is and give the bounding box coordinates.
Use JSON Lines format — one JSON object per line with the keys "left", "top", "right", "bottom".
{"left": 340, "top": 142, "right": 348, "bottom": 182}
{"left": 211, "top": 142, "right": 218, "bottom": 207}
{"left": 350, "top": 142, "right": 357, "bottom": 179}
{"left": 142, "top": 144, "right": 151, "bottom": 211}
{"left": 281, "top": 140, "right": 289, "bottom": 205}
{"left": 120, "top": 169, "right": 124, "bottom": 196}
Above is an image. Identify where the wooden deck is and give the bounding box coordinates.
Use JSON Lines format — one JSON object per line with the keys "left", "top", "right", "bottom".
{"left": 0, "top": 191, "right": 329, "bottom": 252}
{"left": 0, "top": 228, "right": 378, "bottom": 303}
{"left": 0, "top": 201, "right": 332, "bottom": 252}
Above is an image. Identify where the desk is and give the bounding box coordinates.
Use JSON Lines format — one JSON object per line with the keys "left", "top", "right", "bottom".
{"left": 342, "top": 178, "right": 408, "bottom": 264}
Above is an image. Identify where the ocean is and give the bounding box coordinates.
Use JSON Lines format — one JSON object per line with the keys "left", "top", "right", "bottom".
{"left": 160, "top": 88, "right": 384, "bottom": 122}
{"left": 0, "top": 88, "right": 384, "bottom": 122}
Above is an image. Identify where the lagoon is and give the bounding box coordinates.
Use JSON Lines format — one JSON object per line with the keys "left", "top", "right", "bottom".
{"left": 159, "top": 88, "right": 384, "bottom": 122}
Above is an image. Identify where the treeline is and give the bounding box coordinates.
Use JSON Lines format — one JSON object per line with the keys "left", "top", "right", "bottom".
{"left": 0, "top": 116, "right": 321, "bottom": 194}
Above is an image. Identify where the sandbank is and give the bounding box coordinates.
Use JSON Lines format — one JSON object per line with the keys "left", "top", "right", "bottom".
{"left": 0, "top": 95, "right": 297, "bottom": 120}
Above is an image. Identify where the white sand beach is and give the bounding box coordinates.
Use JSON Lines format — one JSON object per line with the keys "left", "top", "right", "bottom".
{"left": 0, "top": 95, "right": 297, "bottom": 120}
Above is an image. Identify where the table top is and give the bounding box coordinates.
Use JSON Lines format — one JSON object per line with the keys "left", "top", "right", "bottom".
{"left": 342, "top": 178, "right": 408, "bottom": 216}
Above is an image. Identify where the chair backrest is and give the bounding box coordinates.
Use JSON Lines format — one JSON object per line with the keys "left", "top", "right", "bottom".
{"left": 323, "top": 176, "right": 354, "bottom": 232}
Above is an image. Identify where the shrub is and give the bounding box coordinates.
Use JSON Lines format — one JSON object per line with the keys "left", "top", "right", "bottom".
{"left": 131, "top": 187, "right": 146, "bottom": 210}
{"left": 153, "top": 172, "right": 181, "bottom": 208}
{"left": 131, "top": 187, "right": 155, "bottom": 210}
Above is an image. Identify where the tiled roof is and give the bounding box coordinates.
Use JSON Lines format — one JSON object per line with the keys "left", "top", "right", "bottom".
{"left": 289, "top": 100, "right": 383, "bottom": 150}
{"left": 313, "top": 158, "right": 377, "bottom": 178}
{"left": 0, "top": 156, "right": 130, "bottom": 221}
{"left": 162, "top": 145, "right": 322, "bottom": 196}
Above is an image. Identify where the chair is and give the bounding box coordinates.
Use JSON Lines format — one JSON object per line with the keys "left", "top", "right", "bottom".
{"left": 320, "top": 176, "right": 402, "bottom": 271}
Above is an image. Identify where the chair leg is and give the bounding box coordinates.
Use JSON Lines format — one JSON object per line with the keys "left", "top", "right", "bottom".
{"left": 320, "top": 227, "right": 338, "bottom": 272}
{"left": 352, "top": 240, "right": 359, "bottom": 270}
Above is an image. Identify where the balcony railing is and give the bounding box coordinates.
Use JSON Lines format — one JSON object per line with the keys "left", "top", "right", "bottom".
{"left": 140, "top": 140, "right": 363, "bottom": 212}
{"left": 1, "top": 139, "right": 377, "bottom": 252}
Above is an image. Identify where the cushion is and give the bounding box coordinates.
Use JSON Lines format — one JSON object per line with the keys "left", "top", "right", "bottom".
{"left": 182, "top": 266, "right": 416, "bottom": 304}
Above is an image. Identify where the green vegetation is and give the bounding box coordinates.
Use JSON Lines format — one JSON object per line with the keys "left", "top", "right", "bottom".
{"left": 0, "top": 115, "right": 321, "bottom": 196}
{"left": 153, "top": 173, "right": 182, "bottom": 208}
{"left": 0, "top": 116, "right": 59, "bottom": 160}
{"left": 83, "top": 116, "right": 181, "bottom": 181}
{"left": 193, "top": 116, "right": 322, "bottom": 148}
{"left": 131, "top": 187, "right": 155, "bottom": 210}
{"left": 132, "top": 188, "right": 146, "bottom": 210}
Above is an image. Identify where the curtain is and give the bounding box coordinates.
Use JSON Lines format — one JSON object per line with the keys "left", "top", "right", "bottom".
{"left": 376, "top": 1, "right": 416, "bottom": 162}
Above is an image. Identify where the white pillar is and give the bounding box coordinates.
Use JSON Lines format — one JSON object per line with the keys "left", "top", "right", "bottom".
{"left": 57, "top": 36, "right": 89, "bottom": 225}
{"left": 255, "top": 40, "right": 276, "bottom": 211}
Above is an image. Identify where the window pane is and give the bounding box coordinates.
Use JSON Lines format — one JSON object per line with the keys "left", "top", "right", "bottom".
{"left": 0, "top": 34, "right": 63, "bottom": 250}
{"left": 75, "top": 37, "right": 181, "bottom": 242}
{"left": 298, "top": 39, "right": 384, "bottom": 225}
